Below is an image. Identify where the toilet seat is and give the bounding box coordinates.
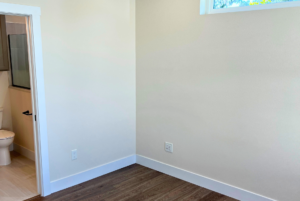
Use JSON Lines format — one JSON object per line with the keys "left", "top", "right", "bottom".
{"left": 0, "top": 130, "right": 15, "bottom": 140}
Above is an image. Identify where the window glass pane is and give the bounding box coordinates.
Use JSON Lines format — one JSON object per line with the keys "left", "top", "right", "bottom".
{"left": 214, "top": 0, "right": 299, "bottom": 9}
{"left": 9, "top": 34, "right": 30, "bottom": 89}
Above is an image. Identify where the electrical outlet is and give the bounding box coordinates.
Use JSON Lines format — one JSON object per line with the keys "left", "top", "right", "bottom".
{"left": 165, "top": 142, "right": 173, "bottom": 153}
{"left": 72, "top": 149, "right": 77, "bottom": 160}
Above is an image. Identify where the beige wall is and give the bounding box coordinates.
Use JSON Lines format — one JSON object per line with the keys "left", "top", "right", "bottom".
{"left": 136, "top": 1, "right": 300, "bottom": 201}
{"left": 9, "top": 87, "right": 34, "bottom": 152}
{"left": 0, "top": 71, "right": 13, "bottom": 131}
{"left": 0, "top": 0, "right": 136, "bottom": 182}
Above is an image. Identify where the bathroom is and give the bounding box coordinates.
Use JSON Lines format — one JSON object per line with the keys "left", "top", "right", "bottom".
{"left": 0, "top": 15, "right": 38, "bottom": 200}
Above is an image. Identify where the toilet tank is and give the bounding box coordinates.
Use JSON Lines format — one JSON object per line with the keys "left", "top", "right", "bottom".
{"left": 0, "top": 107, "right": 3, "bottom": 129}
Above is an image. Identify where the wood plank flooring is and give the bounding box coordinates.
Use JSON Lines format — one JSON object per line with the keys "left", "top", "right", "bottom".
{"left": 0, "top": 151, "right": 38, "bottom": 201}
{"left": 29, "top": 164, "right": 238, "bottom": 201}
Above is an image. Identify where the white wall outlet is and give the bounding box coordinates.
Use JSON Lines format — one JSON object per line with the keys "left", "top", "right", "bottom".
{"left": 72, "top": 149, "right": 77, "bottom": 160}
{"left": 165, "top": 142, "right": 173, "bottom": 153}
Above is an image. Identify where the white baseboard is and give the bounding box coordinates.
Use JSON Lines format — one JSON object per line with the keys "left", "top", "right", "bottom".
{"left": 136, "top": 155, "right": 276, "bottom": 201}
{"left": 50, "top": 154, "right": 136, "bottom": 194}
{"left": 48, "top": 154, "right": 276, "bottom": 201}
{"left": 13, "top": 143, "right": 35, "bottom": 161}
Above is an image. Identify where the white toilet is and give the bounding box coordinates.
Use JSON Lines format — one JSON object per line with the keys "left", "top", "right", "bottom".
{"left": 0, "top": 107, "right": 15, "bottom": 166}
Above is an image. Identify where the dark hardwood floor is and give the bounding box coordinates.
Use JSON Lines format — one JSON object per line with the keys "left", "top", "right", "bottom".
{"left": 27, "top": 164, "right": 238, "bottom": 201}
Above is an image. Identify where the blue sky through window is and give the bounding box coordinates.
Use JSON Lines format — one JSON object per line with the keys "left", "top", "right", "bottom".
{"left": 214, "top": 0, "right": 299, "bottom": 9}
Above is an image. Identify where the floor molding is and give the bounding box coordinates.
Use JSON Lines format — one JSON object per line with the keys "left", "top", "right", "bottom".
{"left": 13, "top": 143, "right": 35, "bottom": 161}
{"left": 136, "top": 155, "right": 276, "bottom": 201}
{"left": 50, "top": 154, "right": 136, "bottom": 194}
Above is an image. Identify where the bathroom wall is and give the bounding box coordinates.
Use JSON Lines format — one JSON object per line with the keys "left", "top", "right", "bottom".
{"left": 136, "top": 1, "right": 300, "bottom": 201}
{"left": 5, "top": 15, "right": 26, "bottom": 24}
{"left": 9, "top": 87, "right": 34, "bottom": 152}
{"left": 3, "top": 15, "right": 35, "bottom": 157}
{"left": 0, "top": 14, "right": 17, "bottom": 132}
{"left": 6, "top": 15, "right": 26, "bottom": 35}
{"left": 0, "top": 0, "right": 136, "bottom": 182}
{"left": 0, "top": 17, "right": 27, "bottom": 133}
{"left": 0, "top": 71, "right": 13, "bottom": 131}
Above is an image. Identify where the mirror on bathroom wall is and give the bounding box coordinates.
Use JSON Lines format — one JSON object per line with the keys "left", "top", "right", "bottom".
{"left": 9, "top": 34, "right": 30, "bottom": 89}
{"left": 6, "top": 15, "right": 31, "bottom": 89}
{"left": 0, "top": 15, "right": 9, "bottom": 71}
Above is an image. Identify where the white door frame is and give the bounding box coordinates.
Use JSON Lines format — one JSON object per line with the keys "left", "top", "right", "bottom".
{"left": 0, "top": 3, "right": 51, "bottom": 196}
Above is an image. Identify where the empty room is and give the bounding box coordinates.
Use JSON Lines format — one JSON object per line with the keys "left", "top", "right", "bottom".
{"left": 0, "top": 0, "right": 298, "bottom": 201}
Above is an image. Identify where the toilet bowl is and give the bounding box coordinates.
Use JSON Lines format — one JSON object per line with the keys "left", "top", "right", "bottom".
{"left": 0, "top": 107, "right": 15, "bottom": 166}
{"left": 0, "top": 131, "right": 15, "bottom": 165}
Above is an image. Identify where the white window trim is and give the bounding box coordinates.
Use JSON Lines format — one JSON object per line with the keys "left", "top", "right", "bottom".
{"left": 200, "top": 0, "right": 300, "bottom": 15}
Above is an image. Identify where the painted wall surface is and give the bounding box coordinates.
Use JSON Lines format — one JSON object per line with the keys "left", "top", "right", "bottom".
{"left": 0, "top": 0, "right": 136, "bottom": 182}
{"left": 0, "top": 71, "right": 13, "bottom": 131}
{"left": 136, "top": 1, "right": 300, "bottom": 201}
{"left": 9, "top": 87, "right": 34, "bottom": 152}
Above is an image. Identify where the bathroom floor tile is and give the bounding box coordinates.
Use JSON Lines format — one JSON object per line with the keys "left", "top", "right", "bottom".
{"left": 0, "top": 152, "right": 38, "bottom": 201}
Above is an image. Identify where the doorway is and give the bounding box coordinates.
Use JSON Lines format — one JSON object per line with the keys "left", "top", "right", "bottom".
{"left": 0, "top": 14, "right": 38, "bottom": 200}
{"left": 0, "top": 2, "right": 51, "bottom": 199}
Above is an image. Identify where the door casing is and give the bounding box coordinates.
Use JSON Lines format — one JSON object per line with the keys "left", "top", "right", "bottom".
{"left": 0, "top": 2, "right": 51, "bottom": 196}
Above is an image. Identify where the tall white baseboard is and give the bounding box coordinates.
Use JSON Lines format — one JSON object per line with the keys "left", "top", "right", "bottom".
{"left": 50, "top": 155, "right": 136, "bottom": 194}
{"left": 47, "top": 154, "right": 276, "bottom": 201}
{"left": 136, "top": 155, "right": 276, "bottom": 201}
{"left": 13, "top": 143, "right": 35, "bottom": 161}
